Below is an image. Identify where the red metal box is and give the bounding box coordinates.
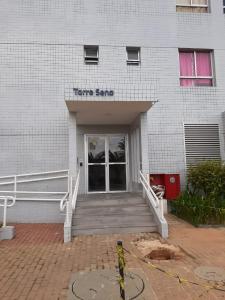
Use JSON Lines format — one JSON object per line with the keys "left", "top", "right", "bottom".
{"left": 150, "top": 174, "right": 180, "bottom": 200}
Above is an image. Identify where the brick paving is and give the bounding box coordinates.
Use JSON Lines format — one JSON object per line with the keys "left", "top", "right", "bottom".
{"left": 0, "top": 217, "right": 225, "bottom": 300}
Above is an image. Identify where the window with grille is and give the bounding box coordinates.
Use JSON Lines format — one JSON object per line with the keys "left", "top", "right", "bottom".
{"left": 179, "top": 50, "right": 214, "bottom": 87}
{"left": 184, "top": 124, "right": 221, "bottom": 168}
{"left": 84, "top": 45, "right": 99, "bottom": 64}
{"left": 126, "top": 47, "right": 140, "bottom": 65}
{"left": 176, "top": 0, "right": 209, "bottom": 13}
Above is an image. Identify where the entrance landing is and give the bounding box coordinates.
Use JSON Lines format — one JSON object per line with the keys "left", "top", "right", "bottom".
{"left": 72, "top": 193, "right": 157, "bottom": 236}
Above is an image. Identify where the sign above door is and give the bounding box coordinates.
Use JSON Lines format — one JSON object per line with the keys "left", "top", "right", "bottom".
{"left": 73, "top": 88, "right": 114, "bottom": 97}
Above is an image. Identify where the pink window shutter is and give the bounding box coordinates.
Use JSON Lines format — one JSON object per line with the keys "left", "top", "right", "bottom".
{"left": 196, "top": 52, "right": 212, "bottom": 76}
{"left": 196, "top": 52, "right": 212, "bottom": 86}
{"left": 179, "top": 52, "right": 194, "bottom": 86}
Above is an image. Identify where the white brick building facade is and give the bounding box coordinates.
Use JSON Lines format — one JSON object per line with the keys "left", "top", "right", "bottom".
{"left": 0, "top": 0, "right": 225, "bottom": 223}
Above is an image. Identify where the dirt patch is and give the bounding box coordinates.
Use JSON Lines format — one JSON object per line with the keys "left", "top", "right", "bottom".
{"left": 133, "top": 236, "right": 183, "bottom": 261}
{"left": 146, "top": 248, "right": 176, "bottom": 260}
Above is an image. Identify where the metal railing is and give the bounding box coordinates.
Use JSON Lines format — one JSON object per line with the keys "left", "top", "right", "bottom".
{"left": 151, "top": 184, "right": 165, "bottom": 201}
{"left": 60, "top": 191, "right": 70, "bottom": 212}
{"left": 0, "top": 169, "right": 81, "bottom": 242}
{"left": 0, "top": 170, "right": 69, "bottom": 230}
{"left": 139, "top": 171, "right": 168, "bottom": 238}
{"left": 140, "top": 171, "right": 162, "bottom": 216}
{"left": 60, "top": 169, "right": 80, "bottom": 243}
{"left": 0, "top": 196, "right": 16, "bottom": 227}
{"left": 0, "top": 170, "right": 69, "bottom": 201}
{"left": 71, "top": 169, "right": 80, "bottom": 211}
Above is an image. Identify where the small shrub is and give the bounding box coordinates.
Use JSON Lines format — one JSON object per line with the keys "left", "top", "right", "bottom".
{"left": 171, "top": 160, "right": 225, "bottom": 226}
{"left": 188, "top": 161, "right": 225, "bottom": 206}
{"left": 171, "top": 191, "right": 225, "bottom": 226}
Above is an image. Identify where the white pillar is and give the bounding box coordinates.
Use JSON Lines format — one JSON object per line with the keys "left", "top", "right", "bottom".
{"left": 69, "top": 112, "right": 77, "bottom": 178}
{"left": 140, "top": 112, "right": 149, "bottom": 175}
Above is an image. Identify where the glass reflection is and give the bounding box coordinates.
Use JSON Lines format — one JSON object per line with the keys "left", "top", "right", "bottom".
{"left": 109, "top": 136, "right": 125, "bottom": 163}
{"left": 88, "top": 137, "right": 105, "bottom": 163}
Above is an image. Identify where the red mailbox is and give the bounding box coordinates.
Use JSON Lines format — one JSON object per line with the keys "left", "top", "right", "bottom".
{"left": 150, "top": 174, "right": 180, "bottom": 200}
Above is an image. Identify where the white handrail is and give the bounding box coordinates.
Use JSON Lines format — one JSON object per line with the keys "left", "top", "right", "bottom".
{"left": 71, "top": 169, "right": 80, "bottom": 211}
{"left": 140, "top": 171, "right": 160, "bottom": 208}
{"left": 0, "top": 170, "right": 69, "bottom": 186}
{"left": 0, "top": 196, "right": 16, "bottom": 227}
{"left": 151, "top": 185, "right": 165, "bottom": 201}
{"left": 60, "top": 192, "right": 69, "bottom": 211}
{"left": 0, "top": 176, "right": 68, "bottom": 186}
{"left": 61, "top": 169, "right": 80, "bottom": 243}
{"left": 14, "top": 198, "right": 65, "bottom": 202}
{"left": 0, "top": 169, "right": 68, "bottom": 180}
{"left": 0, "top": 170, "right": 70, "bottom": 232}
{"left": 139, "top": 171, "right": 165, "bottom": 221}
{"left": 60, "top": 169, "right": 80, "bottom": 213}
{"left": 140, "top": 171, "right": 168, "bottom": 238}
{"left": 0, "top": 170, "right": 69, "bottom": 201}
{"left": 0, "top": 191, "right": 67, "bottom": 194}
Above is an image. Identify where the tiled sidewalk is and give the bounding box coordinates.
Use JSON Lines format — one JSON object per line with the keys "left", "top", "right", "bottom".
{"left": 0, "top": 217, "right": 225, "bottom": 300}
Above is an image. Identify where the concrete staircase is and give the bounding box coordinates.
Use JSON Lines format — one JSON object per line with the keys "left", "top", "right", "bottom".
{"left": 72, "top": 193, "right": 157, "bottom": 236}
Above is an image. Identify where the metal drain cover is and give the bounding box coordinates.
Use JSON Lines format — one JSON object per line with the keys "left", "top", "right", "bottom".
{"left": 194, "top": 266, "right": 225, "bottom": 282}
{"left": 68, "top": 269, "right": 156, "bottom": 300}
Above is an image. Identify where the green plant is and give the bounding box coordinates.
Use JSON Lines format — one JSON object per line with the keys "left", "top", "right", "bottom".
{"left": 171, "top": 191, "right": 225, "bottom": 226}
{"left": 171, "top": 160, "right": 225, "bottom": 226}
{"left": 188, "top": 160, "right": 225, "bottom": 207}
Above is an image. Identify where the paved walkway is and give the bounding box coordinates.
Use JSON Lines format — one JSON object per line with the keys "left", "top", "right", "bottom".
{"left": 0, "top": 216, "right": 225, "bottom": 299}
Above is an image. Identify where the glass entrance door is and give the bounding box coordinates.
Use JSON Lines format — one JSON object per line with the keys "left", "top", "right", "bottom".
{"left": 87, "top": 135, "right": 127, "bottom": 193}
{"left": 88, "top": 136, "right": 106, "bottom": 192}
{"left": 108, "top": 136, "right": 127, "bottom": 192}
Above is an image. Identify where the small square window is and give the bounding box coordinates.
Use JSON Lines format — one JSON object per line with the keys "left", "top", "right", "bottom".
{"left": 126, "top": 47, "right": 140, "bottom": 65}
{"left": 84, "top": 46, "right": 99, "bottom": 64}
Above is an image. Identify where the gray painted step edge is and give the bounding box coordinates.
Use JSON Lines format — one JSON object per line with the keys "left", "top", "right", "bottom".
{"left": 76, "top": 199, "right": 147, "bottom": 207}
{"left": 74, "top": 206, "right": 152, "bottom": 216}
{"left": 72, "top": 226, "right": 158, "bottom": 236}
{"left": 72, "top": 217, "right": 155, "bottom": 228}
{"left": 72, "top": 223, "right": 157, "bottom": 230}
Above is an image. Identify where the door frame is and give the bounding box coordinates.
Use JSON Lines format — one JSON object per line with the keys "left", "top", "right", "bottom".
{"left": 84, "top": 134, "right": 129, "bottom": 194}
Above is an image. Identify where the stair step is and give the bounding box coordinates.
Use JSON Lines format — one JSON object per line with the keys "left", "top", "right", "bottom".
{"left": 72, "top": 215, "right": 154, "bottom": 227}
{"left": 74, "top": 205, "right": 151, "bottom": 216}
{"left": 72, "top": 225, "right": 157, "bottom": 236}
{"left": 76, "top": 198, "right": 146, "bottom": 207}
{"left": 72, "top": 193, "right": 157, "bottom": 237}
{"left": 77, "top": 193, "right": 142, "bottom": 200}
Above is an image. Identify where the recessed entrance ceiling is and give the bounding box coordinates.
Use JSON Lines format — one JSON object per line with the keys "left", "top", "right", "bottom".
{"left": 65, "top": 100, "right": 153, "bottom": 125}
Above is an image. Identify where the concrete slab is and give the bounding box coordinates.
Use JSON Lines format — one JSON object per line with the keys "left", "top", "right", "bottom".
{"left": 68, "top": 268, "right": 157, "bottom": 300}
{"left": 194, "top": 266, "right": 225, "bottom": 282}
{"left": 0, "top": 226, "right": 15, "bottom": 240}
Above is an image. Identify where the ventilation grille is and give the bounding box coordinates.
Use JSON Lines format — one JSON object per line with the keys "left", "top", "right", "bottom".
{"left": 184, "top": 124, "right": 221, "bottom": 167}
